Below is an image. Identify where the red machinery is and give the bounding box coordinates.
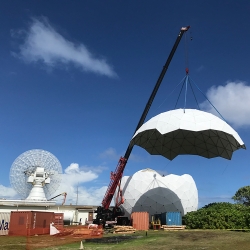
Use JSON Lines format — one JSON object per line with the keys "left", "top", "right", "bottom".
{"left": 93, "top": 26, "right": 190, "bottom": 226}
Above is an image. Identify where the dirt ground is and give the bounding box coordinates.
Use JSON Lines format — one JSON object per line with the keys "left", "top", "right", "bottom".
{"left": 0, "top": 233, "right": 102, "bottom": 250}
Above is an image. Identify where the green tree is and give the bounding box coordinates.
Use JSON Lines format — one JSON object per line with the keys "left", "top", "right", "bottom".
{"left": 232, "top": 186, "right": 250, "bottom": 206}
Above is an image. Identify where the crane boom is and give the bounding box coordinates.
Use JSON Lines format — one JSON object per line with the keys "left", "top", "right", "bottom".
{"left": 124, "top": 26, "right": 190, "bottom": 160}
{"left": 49, "top": 192, "right": 67, "bottom": 205}
{"left": 94, "top": 26, "right": 190, "bottom": 225}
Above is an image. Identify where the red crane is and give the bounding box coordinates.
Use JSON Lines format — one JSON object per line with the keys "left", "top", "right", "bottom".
{"left": 93, "top": 26, "right": 190, "bottom": 226}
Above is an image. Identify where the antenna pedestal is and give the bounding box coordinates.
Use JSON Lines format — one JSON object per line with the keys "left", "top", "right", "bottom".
{"left": 26, "top": 184, "right": 47, "bottom": 201}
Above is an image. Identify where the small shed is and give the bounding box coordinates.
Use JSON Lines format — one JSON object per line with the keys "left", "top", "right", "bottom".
{"left": 9, "top": 211, "right": 54, "bottom": 236}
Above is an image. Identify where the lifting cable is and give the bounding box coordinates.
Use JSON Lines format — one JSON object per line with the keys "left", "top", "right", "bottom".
{"left": 157, "top": 76, "right": 186, "bottom": 110}
{"left": 156, "top": 28, "right": 225, "bottom": 123}
{"left": 188, "top": 77, "right": 227, "bottom": 122}
{"left": 174, "top": 75, "right": 226, "bottom": 122}
{"left": 176, "top": 75, "right": 200, "bottom": 110}
{"left": 188, "top": 77, "right": 200, "bottom": 110}
{"left": 184, "top": 31, "right": 189, "bottom": 75}
{"left": 179, "top": 28, "right": 226, "bottom": 122}
{"left": 183, "top": 30, "right": 190, "bottom": 111}
{"left": 174, "top": 77, "right": 186, "bottom": 109}
{"left": 184, "top": 75, "right": 189, "bottom": 112}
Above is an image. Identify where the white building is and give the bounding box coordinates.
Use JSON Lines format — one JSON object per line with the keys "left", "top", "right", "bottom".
{"left": 0, "top": 200, "right": 97, "bottom": 235}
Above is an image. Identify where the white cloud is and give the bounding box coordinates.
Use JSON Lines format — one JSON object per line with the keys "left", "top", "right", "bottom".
{"left": 80, "top": 165, "right": 108, "bottom": 174}
{"left": 200, "top": 81, "right": 250, "bottom": 127}
{"left": 56, "top": 182, "right": 107, "bottom": 206}
{"left": 61, "top": 185, "right": 107, "bottom": 206}
{"left": 0, "top": 185, "right": 17, "bottom": 199}
{"left": 12, "top": 17, "right": 117, "bottom": 77}
{"left": 63, "top": 163, "right": 98, "bottom": 184}
{"left": 55, "top": 163, "right": 107, "bottom": 205}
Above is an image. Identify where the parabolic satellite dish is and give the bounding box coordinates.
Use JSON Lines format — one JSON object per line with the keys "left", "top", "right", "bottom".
{"left": 131, "top": 109, "right": 246, "bottom": 160}
{"left": 9, "top": 149, "right": 62, "bottom": 200}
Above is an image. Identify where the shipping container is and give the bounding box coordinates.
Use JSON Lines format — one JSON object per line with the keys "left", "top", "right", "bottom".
{"left": 0, "top": 212, "right": 10, "bottom": 236}
{"left": 54, "top": 213, "right": 64, "bottom": 229}
{"left": 131, "top": 212, "right": 149, "bottom": 230}
{"left": 161, "top": 212, "right": 182, "bottom": 226}
{"left": 9, "top": 211, "right": 54, "bottom": 236}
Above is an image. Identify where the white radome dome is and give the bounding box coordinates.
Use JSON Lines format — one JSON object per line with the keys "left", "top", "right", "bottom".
{"left": 131, "top": 109, "right": 245, "bottom": 160}
{"left": 117, "top": 169, "right": 198, "bottom": 218}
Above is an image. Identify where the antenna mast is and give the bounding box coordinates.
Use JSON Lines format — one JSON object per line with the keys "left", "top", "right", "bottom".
{"left": 76, "top": 183, "right": 79, "bottom": 205}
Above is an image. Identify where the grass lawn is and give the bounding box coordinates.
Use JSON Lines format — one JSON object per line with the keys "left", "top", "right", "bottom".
{"left": 1, "top": 230, "right": 250, "bottom": 250}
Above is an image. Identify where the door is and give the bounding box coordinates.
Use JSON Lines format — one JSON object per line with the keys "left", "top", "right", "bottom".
{"left": 88, "top": 212, "right": 93, "bottom": 221}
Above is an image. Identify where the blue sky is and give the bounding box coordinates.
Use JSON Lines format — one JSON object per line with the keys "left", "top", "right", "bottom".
{"left": 0, "top": 1, "right": 250, "bottom": 208}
